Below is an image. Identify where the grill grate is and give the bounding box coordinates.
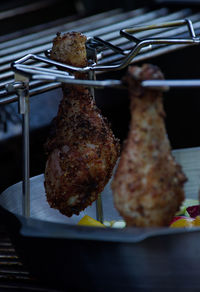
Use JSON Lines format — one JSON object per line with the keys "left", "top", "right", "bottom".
{"left": 1, "top": 6, "right": 200, "bottom": 103}
{"left": 0, "top": 225, "right": 63, "bottom": 291}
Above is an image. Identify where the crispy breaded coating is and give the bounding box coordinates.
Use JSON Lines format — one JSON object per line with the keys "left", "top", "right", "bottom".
{"left": 111, "top": 64, "right": 186, "bottom": 227}
{"left": 44, "top": 32, "right": 120, "bottom": 217}
{"left": 50, "top": 31, "right": 87, "bottom": 68}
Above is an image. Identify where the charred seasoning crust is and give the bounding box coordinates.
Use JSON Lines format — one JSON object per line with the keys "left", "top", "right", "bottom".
{"left": 50, "top": 31, "right": 88, "bottom": 68}
{"left": 44, "top": 86, "right": 120, "bottom": 155}
{"left": 44, "top": 84, "right": 120, "bottom": 217}
{"left": 44, "top": 31, "right": 120, "bottom": 217}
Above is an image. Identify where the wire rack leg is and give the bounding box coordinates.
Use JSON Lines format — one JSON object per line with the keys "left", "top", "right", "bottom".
{"left": 16, "top": 76, "right": 30, "bottom": 218}
{"left": 88, "top": 70, "right": 104, "bottom": 223}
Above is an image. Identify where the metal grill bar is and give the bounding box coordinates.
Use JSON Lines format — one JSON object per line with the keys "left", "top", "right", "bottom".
{"left": 0, "top": 82, "right": 59, "bottom": 105}
{"left": 97, "top": 15, "right": 200, "bottom": 67}
{"left": 0, "top": 0, "right": 59, "bottom": 21}
{"left": 0, "top": 8, "right": 146, "bottom": 71}
{"left": 2, "top": 7, "right": 200, "bottom": 102}
{"left": 96, "top": 9, "right": 192, "bottom": 44}
{"left": 7, "top": 18, "right": 199, "bottom": 93}
{"left": 99, "top": 10, "right": 200, "bottom": 58}
{"left": 0, "top": 225, "right": 62, "bottom": 291}
{"left": 0, "top": 8, "right": 148, "bottom": 97}
{"left": 0, "top": 8, "right": 139, "bottom": 50}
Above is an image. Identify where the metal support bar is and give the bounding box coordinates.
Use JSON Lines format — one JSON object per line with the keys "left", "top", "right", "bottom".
{"left": 87, "top": 50, "right": 104, "bottom": 224}
{"left": 21, "top": 91, "right": 30, "bottom": 218}
{"left": 7, "top": 75, "right": 30, "bottom": 218}
{"left": 96, "top": 195, "right": 104, "bottom": 224}
{"left": 141, "top": 79, "right": 200, "bottom": 89}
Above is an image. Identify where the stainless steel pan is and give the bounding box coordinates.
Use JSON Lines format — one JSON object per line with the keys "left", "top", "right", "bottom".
{"left": 0, "top": 147, "right": 200, "bottom": 291}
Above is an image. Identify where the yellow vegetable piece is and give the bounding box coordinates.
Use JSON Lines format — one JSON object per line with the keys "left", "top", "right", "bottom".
{"left": 170, "top": 218, "right": 194, "bottom": 228}
{"left": 194, "top": 216, "right": 200, "bottom": 226}
{"left": 77, "top": 215, "right": 105, "bottom": 227}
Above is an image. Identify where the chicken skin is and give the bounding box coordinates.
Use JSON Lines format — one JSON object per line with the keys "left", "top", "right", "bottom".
{"left": 44, "top": 32, "right": 120, "bottom": 217}
{"left": 111, "top": 64, "right": 186, "bottom": 227}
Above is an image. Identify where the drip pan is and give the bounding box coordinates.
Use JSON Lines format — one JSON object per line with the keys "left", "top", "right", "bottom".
{"left": 0, "top": 148, "right": 200, "bottom": 291}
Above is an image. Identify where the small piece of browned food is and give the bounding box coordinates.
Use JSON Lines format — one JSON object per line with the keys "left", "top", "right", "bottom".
{"left": 111, "top": 64, "right": 187, "bottom": 227}
{"left": 44, "top": 32, "right": 120, "bottom": 217}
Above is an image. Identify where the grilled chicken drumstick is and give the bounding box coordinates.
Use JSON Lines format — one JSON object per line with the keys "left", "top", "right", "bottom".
{"left": 44, "top": 32, "right": 120, "bottom": 217}
{"left": 112, "top": 64, "right": 186, "bottom": 227}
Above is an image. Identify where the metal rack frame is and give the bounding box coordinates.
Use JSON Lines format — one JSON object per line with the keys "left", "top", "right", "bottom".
{"left": 1, "top": 18, "right": 200, "bottom": 219}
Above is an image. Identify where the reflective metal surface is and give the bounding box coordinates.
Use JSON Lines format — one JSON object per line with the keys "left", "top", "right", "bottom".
{"left": 1, "top": 147, "right": 200, "bottom": 225}
{"left": 0, "top": 173, "right": 121, "bottom": 224}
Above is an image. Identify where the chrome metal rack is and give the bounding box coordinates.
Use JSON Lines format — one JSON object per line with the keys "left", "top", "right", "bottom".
{"left": 1, "top": 18, "right": 200, "bottom": 220}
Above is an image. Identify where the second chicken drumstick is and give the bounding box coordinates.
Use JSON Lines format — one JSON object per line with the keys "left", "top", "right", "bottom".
{"left": 112, "top": 64, "right": 187, "bottom": 227}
